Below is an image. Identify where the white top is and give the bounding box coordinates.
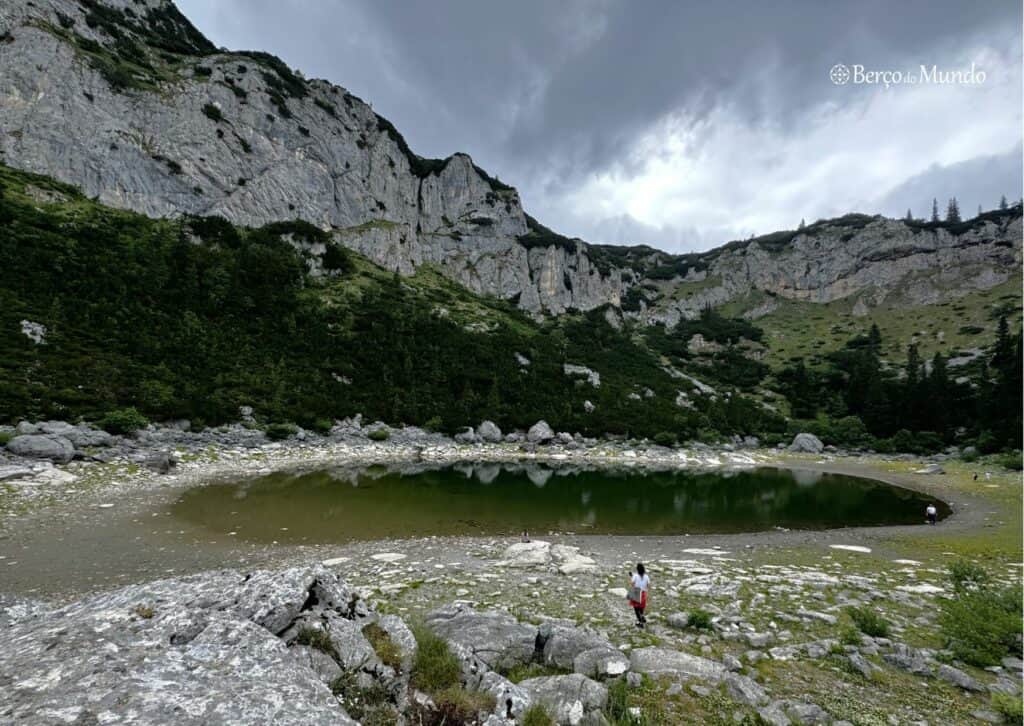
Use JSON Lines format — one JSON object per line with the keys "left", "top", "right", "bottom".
{"left": 631, "top": 572, "right": 650, "bottom": 592}
{"left": 926, "top": 505, "right": 937, "bottom": 515}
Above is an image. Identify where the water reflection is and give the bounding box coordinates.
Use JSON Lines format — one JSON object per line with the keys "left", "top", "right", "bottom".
{"left": 172, "top": 464, "right": 949, "bottom": 544}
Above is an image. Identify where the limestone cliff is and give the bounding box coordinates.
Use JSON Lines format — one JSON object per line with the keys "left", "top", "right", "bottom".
{"left": 0, "top": 0, "right": 1019, "bottom": 320}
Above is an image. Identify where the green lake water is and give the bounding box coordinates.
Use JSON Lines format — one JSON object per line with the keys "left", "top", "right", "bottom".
{"left": 170, "top": 464, "right": 950, "bottom": 544}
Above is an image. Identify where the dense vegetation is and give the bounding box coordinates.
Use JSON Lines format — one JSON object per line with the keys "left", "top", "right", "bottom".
{"left": 0, "top": 165, "right": 779, "bottom": 441}
{"left": 776, "top": 320, "right": 1022, "bottom": 454}
{"left": 0, "top": 163, "right": 1018, "bottom": 455}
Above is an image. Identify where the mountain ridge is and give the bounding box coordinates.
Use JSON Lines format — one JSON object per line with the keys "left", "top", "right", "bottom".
{"left": 0, "top": 0, "right": 1019, "bottom": 319}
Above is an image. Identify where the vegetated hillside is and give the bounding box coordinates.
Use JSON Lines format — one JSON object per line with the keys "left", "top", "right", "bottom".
{"left": 0, "top": 164, "right": 783, "bottom": 441}
{"left": 0, "top": 0, "right": 1019, "bottom": 320}
{"left": 2, "top": 163, "right": 1020, "bottom": 455}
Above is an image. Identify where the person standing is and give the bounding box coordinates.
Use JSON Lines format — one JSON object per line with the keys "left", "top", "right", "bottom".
{"left": 925, "top": 503, "right": 937, "bottom": 525}
{"left": 628, "top": 563, "right": 650, "bottom": 628}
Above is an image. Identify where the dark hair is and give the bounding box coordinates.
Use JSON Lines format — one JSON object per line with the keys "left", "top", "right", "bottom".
{"left": 636, "top": 563, "right": 645, "bottom": 576}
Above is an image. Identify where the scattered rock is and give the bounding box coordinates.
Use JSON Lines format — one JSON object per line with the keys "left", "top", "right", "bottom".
{"left": 527, "top": 421, "right": 555, "bottom": 444}
{"left": 788, "top": 433, "right": 824, "bottom": 454}
{"left": 517, "top": 673, "right": 607, "bottom": 726}
{"left": 5, "top": 434, "right": 75, "bottom": 463}
{"left": 936, "top": 663, "right": 984, "bottom": 692}
{"left": 426, "top": 604, "right": 537, "bottom": 671}
{"left": 629, "top": 647, "right": 727, "bottom": 681}
{"left": 477, "top": 421, "right": 503, "bottom": 443}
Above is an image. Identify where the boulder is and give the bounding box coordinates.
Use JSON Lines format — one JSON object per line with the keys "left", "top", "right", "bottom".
{"left": 425, "top": 604, "right": 538, "bottom": 671}
{"left": 517, "top": 673, "right": 608, "bottom": 726}
{"left": 724, "top": 673, "right": 769, "bottom": 706}
{"left": 788, "top": 433, "right": 824, "bottom": 454}
{"left": 454, "top": 427, "right": 479, "bottom": 444}
{"left": 63, "top": 425, "right": 114, "bottom": 448}
{"left": 883, "top": 643, "right": 933, "bottom": 676}
{"left": 572, "top": 647, "right": 630, "bottom": 679}
{"left": 785, "top": 701, "right": 830, "bottom": 725}
{"left": 5, "top": 434, "right": 75, "bottom": 463}
{"left": 499, "top": 540, "right": 552, "bottom": 567}
{"left": 936, "top": 664, "right": 983, "bottom": 692}
{"left": 477, "top": 421, "right": 503, "bottom": 443}
{"left": 628, "top": 647, "right": 727, "bottom": 682}
{"left": 527, "top": 421, "right": 555, "bottom": 444}
{"left": 0, "top": 465, "right": 33, "bottom": 482}
{"left": 539, "top": 623, "right": 613, "bottom": 670}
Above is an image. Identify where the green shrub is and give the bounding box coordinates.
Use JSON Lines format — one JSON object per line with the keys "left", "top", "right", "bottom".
{"left": 994, "top": 451, "right": 1023, "bottom": 471}
{"left": 311, "top": 418, "right": 334, "bottom": 434}
{"left": 687, "top": 609, "right": 713, "bottom": 630}
{"left": 991, "top": 692, "right": 1023, "bottom": 723}
{"left": 423, "top": 416, "right": 443, "bottom": 432}
{"left": 504, "top": 663, "right": 569, "bottom": 684}
{"left": 939, "top": 584, "right": 1021, "bottom": 667}
{"left": 295, "top": 626, "right": 338, "bottom": 660}
{"left": 329, "top": 670, "right": 392, "bottom": 723}
{"left": 652, "top": 431, "right": 677, "bottom": 447}
{"left": 98, "top": 407, "right": 149, "bottom": 435}
{"left": 362, "top": 622, "right": 403, "bottom": 670}
{"left": 846, "top": 606, "right": 889, "bottom": 637}
{"left": 839, "top": 624, "right": 862, "bottom": 646}
{"left": 521, "top": 704, "right": 555, "bottom": 726}
{"left": 947, "top": 559, "right": 990, "bottom": 593}
{"left": 322, "top": 242, "right": 352, "bottom": 273}
{"left": 202, "top": 103, "right": 223, "bottom": 122}
{"left": 0, "top": 431, "right": 12, "bottom": 446}
{"left": 367, "top": 428, "right": 390, "bottom": 441}
{"left": 410, "top": 625, "right": 461, "bottom": 694}
{"left": 265, "top": 423, "right": 297, "bottom": 440}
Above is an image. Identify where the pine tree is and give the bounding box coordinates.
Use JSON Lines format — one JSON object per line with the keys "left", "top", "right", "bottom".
{"left": 904, "top": 208, "right": 913, "bottom": 222}
{"left": 931, "top": 198, "right": 940, "bottom": 223}
{"left": 999, "top": 195, "right": 1008, "bottom": 210}
{"left": 977, "top": 204, "right": 982, "bottom": 217}
{"left": 868, "top": 323, "right": 882, "bottom": 352}
{"left": 798, "top": 218, "right": 805, "bottom": 230}
{"left": 945, "top": 197, "right": 961, "bottom": 223}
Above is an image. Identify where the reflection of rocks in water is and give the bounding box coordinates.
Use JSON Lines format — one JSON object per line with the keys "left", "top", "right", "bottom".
{"left": 673, "top": 491, "right": 686, "bottom": 513}
{"left": 580, "top": 490, "right": 591, "bottom": 506}
{"left": 526, "top": 466, "right": 552, "bottom": 488}
{"left": 324, "top": 468, "right": 363, "bottom": 487}
{"left": 233, "top": 486, "right": 249, "bottom": 500}
{"left": 475, "top": 465, "right": 500, "bottom": 485}
{"left": 791, "top": 469, "right": 823, "bottom": 488}
{"left": 453, "top": 463, "right": 476, "bottom": 479}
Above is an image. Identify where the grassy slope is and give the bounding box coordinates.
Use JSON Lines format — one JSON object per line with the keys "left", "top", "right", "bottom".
{"left": 719, "top": 281, "right": 1022, "bottom": 369}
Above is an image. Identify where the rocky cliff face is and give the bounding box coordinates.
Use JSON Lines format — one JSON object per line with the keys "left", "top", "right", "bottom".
{"left": 0, "top": 0, "right": 1019, "bottom": 320}
{"left": 641, "top": 212, "right": 1023, "bottom": 325}
{"left": 0, "top": 0, "right": 620, "bottom": 313}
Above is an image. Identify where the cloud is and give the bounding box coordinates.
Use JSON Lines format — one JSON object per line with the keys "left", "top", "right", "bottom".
{"left": 176, "top": 0, "right": 1022, "bottom": 252}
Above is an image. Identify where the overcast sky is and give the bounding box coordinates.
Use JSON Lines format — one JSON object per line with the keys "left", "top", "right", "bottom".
{"left": 177, "top": 0, "right": 1023, "bottom": 253}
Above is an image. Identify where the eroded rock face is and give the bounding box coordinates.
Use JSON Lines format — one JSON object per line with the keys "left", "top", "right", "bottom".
{"left": 0, "top": 565, "right": 360, "bottom": 725}
{"left": 517, "top": 673, "right": 608, "bottom": 726}
{"left": 1, "top": 0, "right": 1017, "bottom": 322}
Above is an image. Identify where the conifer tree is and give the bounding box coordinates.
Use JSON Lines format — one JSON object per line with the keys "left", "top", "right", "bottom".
{"left": 999, "top": 195, "right": 1008, "bottom": 210}
{"left": 945, "top": 197, "right": 961, "bottom": 223}
{"left": 904, "top": 208, "right": 913, "bottom": 222}
{"left": 931, "top": 198, "right": 940, "bottom": 222}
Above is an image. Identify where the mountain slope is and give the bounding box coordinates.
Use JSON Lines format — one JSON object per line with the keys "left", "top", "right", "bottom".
{"left": 1, "top": 0, "right": 1019, "bottom": 322}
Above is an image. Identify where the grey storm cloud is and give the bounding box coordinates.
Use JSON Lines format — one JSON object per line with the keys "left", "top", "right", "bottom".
{"left": 177, "top": 0, "right": 1022, "bottom": 252}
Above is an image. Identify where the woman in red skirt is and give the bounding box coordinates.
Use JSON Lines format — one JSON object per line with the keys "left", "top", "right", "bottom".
{"left": 628, "top": 562, "right": 649, "bottom": 628}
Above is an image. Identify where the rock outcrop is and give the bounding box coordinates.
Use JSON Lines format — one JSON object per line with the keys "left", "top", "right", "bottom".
{"left": 0, "top": 0, "right": 1019, "bottom": 321}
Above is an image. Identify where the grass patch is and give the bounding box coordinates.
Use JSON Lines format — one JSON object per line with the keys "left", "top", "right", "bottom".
{"left": 367, "top": 428, "right": 390, "bottom": 441}
{"left": 133, "top": 604, "right": 155, "bottom": 619}
{"left": 410, "top": 624, "right": 461, "bottom": 693}
{"left": 521, "top": 703, "right": 555, "bottom": 726}
{"left": 503, "top": 662, "right": 570, "bottom": 684}
{"left": 294, "top": 626, "right": 339, "bottom": 661}
{"left": 846, "top": 606, "right": 889, "bottom": 638}
{"left": 329, "top": 670, "right": 394, "bottom": 724}
{"left": 362, "top": 622, "right": 403, "bottom": 669}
